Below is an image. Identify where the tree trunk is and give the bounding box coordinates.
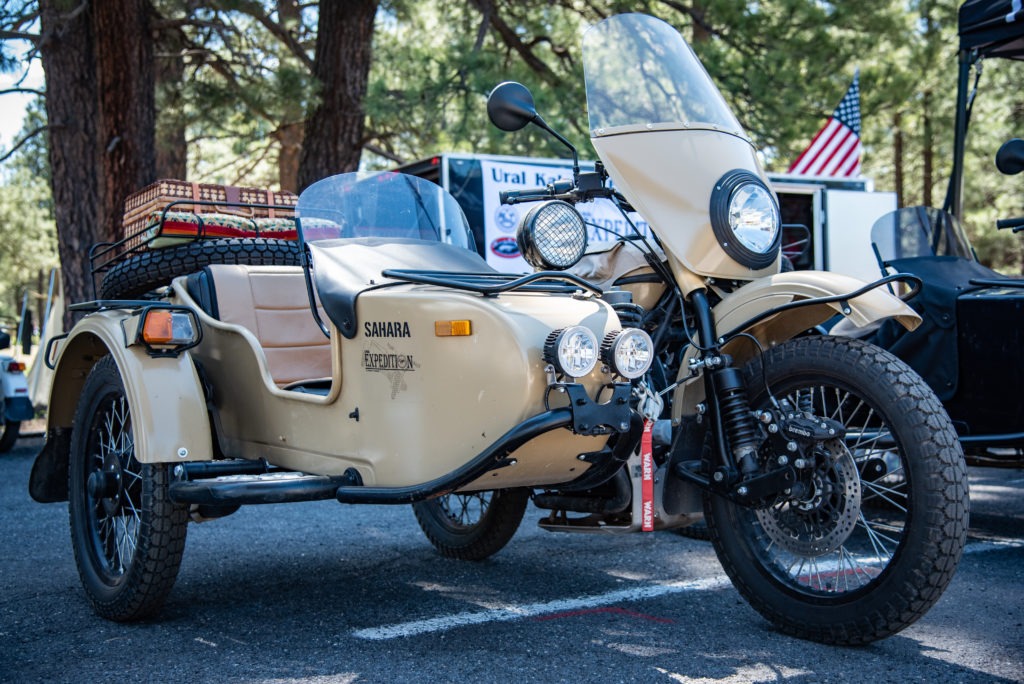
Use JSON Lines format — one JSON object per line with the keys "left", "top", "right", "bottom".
{"left": 297, "top": 0, "right": 378, "bottom": 191}
{"left": 39, "top": 0, "right": 157, "bottom": 317}
{"left": 39, "top": 0, "right": 101, "bottom": 314}
{"left": 893, "top": 111, "right": 904, "bottom": 208}
{"left": 93, "top": 0, "right": 156, "bottom": 242}
{"left": 923, "top": 91, "right": 933, "bottom": 208}
{"left": 155, "top": 23, "right": 188, "bottom": 180}
{"left": 275, "top": 0, "right": 304, "bottom": 192}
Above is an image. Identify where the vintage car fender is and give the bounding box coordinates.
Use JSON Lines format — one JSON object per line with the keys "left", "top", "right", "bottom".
{"left": 672, "top": 270, "right": 922, "bottom": 420}
{"left": 30, "top": 309, "right": 213, "bottom": 503}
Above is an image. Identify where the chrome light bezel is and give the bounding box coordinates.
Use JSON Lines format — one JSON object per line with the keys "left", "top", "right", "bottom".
{"left": 709, "top": 170, "right": 781, "bottom": 269}
{"left": 544, "top": 325, "right": 599, "bottom": 378}
{"left": 517, "top": 200, "right": 588, "bottom": 271}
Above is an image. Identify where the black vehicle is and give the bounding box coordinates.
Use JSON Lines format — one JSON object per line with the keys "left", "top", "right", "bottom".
{"left": 858, "top": 0, "right": 1024, "bottom": 461}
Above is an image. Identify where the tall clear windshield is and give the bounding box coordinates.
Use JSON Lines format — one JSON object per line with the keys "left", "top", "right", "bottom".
{"left": 870, "top": 206, "right": 975, "bottom": 262}
{"left": 296, "top": 171, "right": 474, "bottom": 249}
{"left": 583, "top": 13, "right": 744, "bottom": 135}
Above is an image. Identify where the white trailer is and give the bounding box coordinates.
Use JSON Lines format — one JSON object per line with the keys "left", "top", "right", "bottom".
{"left": 395, "top": 153, "right": 895, "bottom": 280}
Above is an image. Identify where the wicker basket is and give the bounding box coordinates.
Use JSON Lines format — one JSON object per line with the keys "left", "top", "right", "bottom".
{"left": 120, "top": 179, "right": 297, "bottom": 246}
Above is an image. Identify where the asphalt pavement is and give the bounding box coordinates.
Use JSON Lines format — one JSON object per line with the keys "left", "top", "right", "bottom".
{"left": 1, "top": 434, "right": 1022, "bottom": 683}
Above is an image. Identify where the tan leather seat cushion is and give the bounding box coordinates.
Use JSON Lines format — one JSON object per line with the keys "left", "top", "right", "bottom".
{"left": 206, "top": 264, "right": 331, "bottom": 387}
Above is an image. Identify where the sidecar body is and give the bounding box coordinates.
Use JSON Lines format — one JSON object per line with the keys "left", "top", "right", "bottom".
{"left": 31, "top": 172, "right": 643, "bottom": 509}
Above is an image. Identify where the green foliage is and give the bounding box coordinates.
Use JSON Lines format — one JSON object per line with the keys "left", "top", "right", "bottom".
{"left": 0, "top": 99, "right": 59, "bottom": 322}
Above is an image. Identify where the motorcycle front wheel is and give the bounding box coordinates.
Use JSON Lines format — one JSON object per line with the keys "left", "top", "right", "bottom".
{"left": 706, "top": 336, "right": 968, "bottom": 645}
{"left": 412, "top": 489, "right": 529, "bottom": 561}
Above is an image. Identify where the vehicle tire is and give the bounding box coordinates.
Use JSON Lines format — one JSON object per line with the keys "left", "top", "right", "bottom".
{"left": 705, "top": 335, "right": 968, "bottom": 645}
{"left": 68, "top": 356, "right": 188, "bottom": 621}
{"left": 0, "top": 419, "right": 20, "bottom": 452}
{"left": 99, "top": 238, "right": 302, "bottom": 300}
{"left": 412, "top": 489, "right": 530, "bottom": 561}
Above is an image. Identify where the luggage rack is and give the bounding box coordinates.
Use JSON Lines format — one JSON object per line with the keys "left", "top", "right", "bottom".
{"left": 89, "top": 198, "right": 300, "bottom": 298}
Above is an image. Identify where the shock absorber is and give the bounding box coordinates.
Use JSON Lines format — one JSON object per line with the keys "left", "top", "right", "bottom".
{"left": 712, "top": 364, "right": 761, "bottom": 475}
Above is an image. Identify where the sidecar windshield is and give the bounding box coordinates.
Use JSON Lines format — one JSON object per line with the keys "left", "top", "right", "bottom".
{"left": 583, "top": 13, "right": 744, "bottom": 135}
{"left": 870, "top": 206, "right": 975, "bottom": 262}
{"left": 296, "top": 171, "right": 474, "bottom": 249}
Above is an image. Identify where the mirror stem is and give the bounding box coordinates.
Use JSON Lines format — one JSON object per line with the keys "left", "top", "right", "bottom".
{"left": 532, "top": 115, "right": 580, "bottom": 184}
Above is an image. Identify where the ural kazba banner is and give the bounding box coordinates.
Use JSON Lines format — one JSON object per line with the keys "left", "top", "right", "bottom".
{"left": 479, "top": 158, "right": 650, "bottom": 272}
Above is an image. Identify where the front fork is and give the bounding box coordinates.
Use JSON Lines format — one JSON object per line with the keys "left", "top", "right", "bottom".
{"left": 673, "top": 289, "right": 840, "bottom": 506}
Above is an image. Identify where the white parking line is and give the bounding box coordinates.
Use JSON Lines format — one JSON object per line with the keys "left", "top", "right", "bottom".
{"left": 351, "top": 576, "right": 731, "bottom": 641}
{"left": 351, "top": 538, "right": 1022, "bottom": 641}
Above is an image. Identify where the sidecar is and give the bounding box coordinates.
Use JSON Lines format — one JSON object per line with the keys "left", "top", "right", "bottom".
{"left": 29, "top": 171, "right": 655, "bottom": 621}
{"left": 856, "top": 0, "right": 1024, "bottom": 461}
{"left": 865, "top": 205, "right": 1024, "bottom": 456}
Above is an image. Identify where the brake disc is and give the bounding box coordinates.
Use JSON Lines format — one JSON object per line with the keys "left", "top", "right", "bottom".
{"left": 755, "top": 439, "right": 861, "bottom": 557}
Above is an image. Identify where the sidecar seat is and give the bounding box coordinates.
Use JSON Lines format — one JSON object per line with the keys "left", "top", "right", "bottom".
{"left": 185, "top": 264, "right": 332, "bottom": 390}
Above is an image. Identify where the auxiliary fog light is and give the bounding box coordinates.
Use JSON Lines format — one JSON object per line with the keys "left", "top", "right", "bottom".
{"left": 544, "top": 326, "right": 598, "bottom": 378}
{"left": 601, "top": 329, "right": 654, "bottom": 379}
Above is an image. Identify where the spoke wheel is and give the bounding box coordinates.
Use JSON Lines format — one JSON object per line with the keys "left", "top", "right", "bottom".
{"left": 705, "top": 336, "right": 968, "bottom": 645}
{"left": 69, "top": 357, "right": 188, "bottom": 621}
{"left": 412, "top": 489, "right": 529, "bottom": 561}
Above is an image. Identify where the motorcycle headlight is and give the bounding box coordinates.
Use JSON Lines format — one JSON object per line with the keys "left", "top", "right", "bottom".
{"left": 710, "top": 170, "right": 781, "bottom": 269}
{"left": 517, "top": 200, "right": 588, "bottom": 270}
{"left": 544, "top": 326, "right": 598, "bottom": 378}
{"left": 601, "top": 329, "right": 654, "bottom": 379}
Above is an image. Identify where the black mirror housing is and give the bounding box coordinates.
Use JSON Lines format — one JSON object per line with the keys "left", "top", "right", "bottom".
{"left": 996, "top": 138, "right": 1024, "bottom": 176}
{"left": 487, "top": 81, "right": 538, "bottom": 132}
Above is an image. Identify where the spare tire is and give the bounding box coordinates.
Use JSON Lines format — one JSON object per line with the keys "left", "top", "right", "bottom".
{"left": 99, "top": 238, "right": 303, "bottom": 300}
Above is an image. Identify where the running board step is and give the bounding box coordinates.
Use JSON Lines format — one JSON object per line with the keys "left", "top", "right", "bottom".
{"left": 169, "top": 470, "right": 360, "bottom": 506}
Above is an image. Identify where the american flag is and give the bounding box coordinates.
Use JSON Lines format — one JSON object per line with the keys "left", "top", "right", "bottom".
{"left": 787, "top": 72, "right": 862, "bottom": 177}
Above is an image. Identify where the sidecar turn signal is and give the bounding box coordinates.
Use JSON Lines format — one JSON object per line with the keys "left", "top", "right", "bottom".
{"left": 134, "top": 307, "right": 202, "bottom": 357}
{"left": 435, "top": 320, "right": 472, "bottom": 337}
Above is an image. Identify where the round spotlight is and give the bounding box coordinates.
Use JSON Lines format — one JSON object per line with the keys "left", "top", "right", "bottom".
{"left": 517, "top": 200, "right": 588, "bottom": 270}
{"left": 601, "top": 329, "right": 654, "bottom": 379}
{"left": 710, "top": 170, "right": 781, "bottom": 269}
{"left": 544, "top": 326, "right": 599, "bottom": 378}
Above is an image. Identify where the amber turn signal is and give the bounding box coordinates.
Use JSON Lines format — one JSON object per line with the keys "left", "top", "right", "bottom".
{"left": 435, "top": 320, "right": 472, "bottom": 337}
{"left": 142, "top": 310, "right": 197, "bottom": 346}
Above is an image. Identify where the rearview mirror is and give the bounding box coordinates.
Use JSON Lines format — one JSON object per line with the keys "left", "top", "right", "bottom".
{"left": 487, "top": 82, "right": 538, "bottom": 132}
{"left": 996, "top": 138, "right": 1024, "bottom": 176}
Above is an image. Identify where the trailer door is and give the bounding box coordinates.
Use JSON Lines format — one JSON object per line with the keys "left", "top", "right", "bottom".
{"left": 823, "top": 189, "right": 896, "bottom": 282}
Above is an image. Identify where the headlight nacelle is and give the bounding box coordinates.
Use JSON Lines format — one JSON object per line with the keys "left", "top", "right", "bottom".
{"left": 710, "top": 170, "right": 781, "bottom": 269}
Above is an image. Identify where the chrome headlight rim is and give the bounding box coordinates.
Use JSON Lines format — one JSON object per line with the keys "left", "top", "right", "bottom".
{"left": 709, "top": 169, "right": 781, "bottom": 270}
{"left": 544, "top": 325, "right": 599, "bottom": 379}
{"left": 600, "top": 328, "right": 654, "bottom": 380}
{"left": 517, "top": 200, "right": 588, "bottom": 271}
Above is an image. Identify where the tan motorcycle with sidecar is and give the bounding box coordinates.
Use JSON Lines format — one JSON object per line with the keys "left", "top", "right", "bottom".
{"left": 30, "top": 13, "right": 967, "bottom": 645}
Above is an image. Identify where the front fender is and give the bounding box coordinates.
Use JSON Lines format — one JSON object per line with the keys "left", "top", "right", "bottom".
{"left": 32, "top": 310, "right": 213, "bottom": 503}
{"left": 672, "top": 271, "right": 920, "bottom": 419}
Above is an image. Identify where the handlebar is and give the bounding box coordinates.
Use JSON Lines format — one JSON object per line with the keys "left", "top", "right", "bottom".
{"left": 996, "top": 216, "right": 1024, "bottom": 233}
{"left": 499, "top": 179, "right": 575, "bottom": 205}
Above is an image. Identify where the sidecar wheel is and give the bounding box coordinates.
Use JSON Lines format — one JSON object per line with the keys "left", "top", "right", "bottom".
{"left": 705, "top": 336, "right": 968, "bottom": 645}
{"left": 99, "top": 238, "right": 302, "bottom": 299}
{"left": 0, "top": 419, "right": 20, "bottom": 452}
{"left": 412, "top": 489, "right": 530, "bottom": 561}
{"left": 68, "top": 357, "right": 188, "bottom": 621}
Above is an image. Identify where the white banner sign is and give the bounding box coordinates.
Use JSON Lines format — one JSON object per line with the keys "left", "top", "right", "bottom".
{"left": 478, "top": 159, "right": 650, "bottom": 272}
